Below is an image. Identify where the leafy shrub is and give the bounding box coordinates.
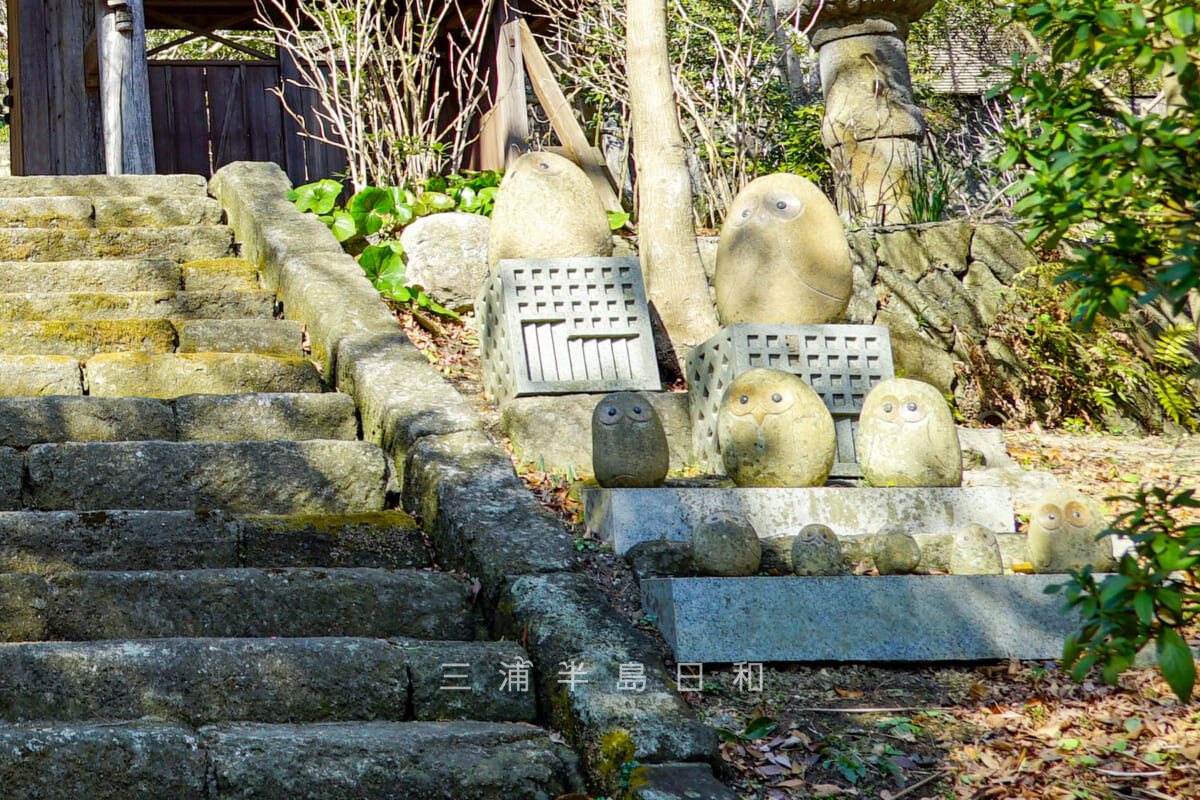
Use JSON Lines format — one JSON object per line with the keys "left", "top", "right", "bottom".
{"left": 289, "top": 170, "right": 502, "bottom": 317}
{"left": 1051, "top": 485, "right": 1200, "bottom": 702}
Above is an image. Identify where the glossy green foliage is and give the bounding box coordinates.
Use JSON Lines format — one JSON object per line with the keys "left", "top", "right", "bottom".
{"left": 995, "top": 0, "right": 1200, "bottom": 325}
{"left": 1051, "top": 486, "right": 1200, "bottom": 701}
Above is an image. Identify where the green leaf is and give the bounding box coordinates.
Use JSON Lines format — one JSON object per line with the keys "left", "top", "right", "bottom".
{"left": 607, "top": 210, "right": 631, "bottom": 231}
{"left": 742, "top": 716, "right": 776, "bottom": 740}
{"left": 1156, "top": 627, "right": 1196, "bottom": 702}
{"left": 419, "top": 191, "right": 456, "bottom": 212}
{"left": 1134, "top": 591, "right": 1156, "bottom": 627}
{"left": 292, "top": 179, "right": 343, "bottom": 215}
{"left": 329, "top": 210, "right": 358, "bottom": 243}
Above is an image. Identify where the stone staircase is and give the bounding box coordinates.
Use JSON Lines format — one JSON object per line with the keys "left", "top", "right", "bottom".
{"left": 0, "top": 175, "right": 584, "bottom": 798}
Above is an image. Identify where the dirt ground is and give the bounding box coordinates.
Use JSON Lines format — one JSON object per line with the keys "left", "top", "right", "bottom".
{"left": 399, "top": 307, "right": 1200, "bottom": 800}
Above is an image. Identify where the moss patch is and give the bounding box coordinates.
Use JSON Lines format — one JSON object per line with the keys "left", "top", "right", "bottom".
{"left": 181, "top": 258, "right": 261, "bottom": 291}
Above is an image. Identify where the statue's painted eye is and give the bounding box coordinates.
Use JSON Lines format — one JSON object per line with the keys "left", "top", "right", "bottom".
{"left": 906, "top": 402, "right": 918, "bottom": 412}
{"left": 742, "top": 208, "right": 752, "bottom": 217}
{"left": 740, "top": 395, "right": 749, "bottom": 404}
{"left": 883, "top": 402, "right": 894, "bottom": 413}
{"left": 772, "top": 393, "right": 782, "bottom": 403}
{"left": 632, "top": 407, "right": 642, "bottom": 414}
{"left": 776, "top": 201, "right": 787, "bottom": 210}
{"left": 607, "top": 407, "right": 618, "bottom": 416}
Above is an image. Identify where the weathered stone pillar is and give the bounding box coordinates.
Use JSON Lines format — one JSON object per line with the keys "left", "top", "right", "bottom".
{"left": 797, "top": 0, "right": 935, "bottom": 224}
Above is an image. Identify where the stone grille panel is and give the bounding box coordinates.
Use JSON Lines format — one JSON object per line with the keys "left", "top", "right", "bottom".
{"left": 478, "top": 257, "right": 661, "bottom": 405}
{"left": 685, "top": 323, "right": 894, "bottom": 474}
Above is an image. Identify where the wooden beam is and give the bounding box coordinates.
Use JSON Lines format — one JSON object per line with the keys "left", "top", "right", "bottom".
{"left": 478, "top": 10, "right": 528, "bottom": 171}
{"left": 517, "top": 18, "right": 621, "bottom": 212}
{"left": 96, "top": 0, "right": 156, "bottom": 174}
{"left": 144, "top": 10, "right": 273, "bottom": 60}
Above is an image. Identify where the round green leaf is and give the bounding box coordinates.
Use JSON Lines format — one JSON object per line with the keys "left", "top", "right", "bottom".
{"left": 1156, "top": 627, "right": 1196, "bottom": 702}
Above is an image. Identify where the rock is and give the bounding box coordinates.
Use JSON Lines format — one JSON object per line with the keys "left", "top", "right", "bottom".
{"left": 717, "top": 368, "right": 836, "bottom": 487}
{"left": 486, "top": 152, "right": 613, "bottom": 273}
{"left": 399, "top": 212, "right": 490, "bottom": 312}
{"left": 625, "top": 541, "right": 697, "bottom": 581}
{"left": 871, "top": 525, "right": 921, "bottom": 574}
{"left": 180, "top": 257, "right": 260, "bottom": 291}
{"left": 0, "top": 447, "right": 22, "bottom": 511}
{"left": 875, "top": 228, "right": 928, "bottom": 281}
{"left": 239, "top": 512, "right": 430, "bottom": 570}
{"left": 858, "top": 378, "right": 962, "bottom": 487}
{"left": 0, "top": 355, "right": 82, "bottom": 397}
{"left": 1027, "top": 489, "right": 1115, "bottom": 573}
{"left": 918, "top": 221, "right": 972, "bottom": 274}
{"left": 962, "top": 261, "right": 1008, "bottom": 326}
{"left": 970, "top": 223, "right": 1033, "bottom": 282}
{"left": 963, "top": 464, "right": 1060, "bottom": 512}
{"left": 592, "top": 392, "right": 669, "bottom": 488}
{"left": 691, "top": 511, "right": 761, "bottom": 577}
{"left": 845, "top": 229, "right": 878, "bottom": 281}
{"left": 713, "top": 173, "right": 851, "bottom": 325}
{"left": 626, "top": 763, "right": 740, "bottom": 800}
{"left": 845, "top": 263, "right": 879, "bottom": 324}
{"left": 948, "top": 524, "right": 1004, "bottom": 574}
{"left": 791, "top": 524, "right": 843, "bottom": 576}
{"left": 917, "top": 270, "right": 984, "bottom": 334}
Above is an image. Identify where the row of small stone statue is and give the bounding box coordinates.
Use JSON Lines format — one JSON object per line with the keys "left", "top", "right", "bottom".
{"left": 688, "top": 488, "right": 1116, "bottom": 579}
{"left": 592, "top": 372, "right": 962, "bottom": 489}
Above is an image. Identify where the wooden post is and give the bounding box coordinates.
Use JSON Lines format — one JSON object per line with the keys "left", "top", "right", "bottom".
{"left": 96, "top": 0, "right": 155, "bottom": 174}
{"left": 478, "top": 6, "right": 528, "bottom": 171}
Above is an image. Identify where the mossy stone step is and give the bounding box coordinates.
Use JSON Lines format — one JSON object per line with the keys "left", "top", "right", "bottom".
{"left": 0, "top": 197, "right": 93, "bottom": 228}
{"left": 0, "top": 226, "right": 234, "bottom": 262}
{"left": 0, "top": 259, "right": 181, "bottom": 292}
{"left": 0, "top": 355, "right": 82, "bottom": 396}
{"left": 0, "top": 568, "right": 481, "bottom": 642}
{"left": 180, "top": 257, "right": 261, "bottom": 291}
{"left": 176, "top": 319, "right": 302, "bottom": 358}
{"left": 0, "top": 291, "right": 275, "bottom": 322}
{"left": 0, "top": 510, "right": 425, "bottom": 573}
{"left": 84, "top": 352, "right": 324, "bottom": 397}
{"left": 0, "top": 637, "right": 536, "bottom": 725}
{"left": 0, "top": 320, "right": 177, "bottom": 357}
{"left": 0, "top": 721, "right": 585, "bottom": 800}
{"left": 0, "top": 175, "right": 209, "bottom": 197}
{"left": 25, "top": 440, "right": 388, "bottom": 513}
{"left": 94, "top": 196, "right": 224, "bottom": 227}
{"left": 0, "top": 393, "right": 356, "bottom": 447}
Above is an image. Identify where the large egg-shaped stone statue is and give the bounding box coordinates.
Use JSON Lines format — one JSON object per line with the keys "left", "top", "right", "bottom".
{"left": 948, "top": 524, "right": 1004, "bottom": 575}
{"left": 591, "top": 392, "right": 669, "bottom": 488}
{"left": 791, "top": 523, "right": 844, "bottom": 576}
{"left": 1027, "top": 489, "right": 1114, "bottom": 573}
{"left": 692, "top": 511, "right": 762, "bottom": 577}
{"left": 486, "top": 151, "right": 613, "bottom": 273}
{"left": 713, "top": 173, "right": 852, "bottom": 325}
{"left": 717, "top": 368, "right": 836, "bottom": 487}
{"left": 857, "top": 378, "right": 962, "bottom": 488}
{"left": 871, "top": 525, "right": 922, "bottom": 574}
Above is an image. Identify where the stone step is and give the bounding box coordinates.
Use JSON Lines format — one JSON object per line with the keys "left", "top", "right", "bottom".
{"left": 180, "top": 257, "right": 261, "bottom": 291}
{"left": 25, "top": 440, "right": 388, "bottom": 513}
{"left": 0, "top": 196, "right": 93, "bottom": 228}
{"left": 0, "top": 291, "right": 275, "bottom": 321}
{"left": 0, "top": 637, "right": 536, "bottom": 725}
{"left": 85, "top": 352, "right": 324, "bottom": 397}
{"left": 0, "top": 394, "right": 355, "bottom": 447}
{"left": 0, "top": 720, "right": 584, "bottom": 800}
{"left": 0, "top": 510, "right": 427, "bottom": 573}
{"left": 1, "top": 568, "right": 481, "bottom": 642}
{"left": 0, "top": 226, "right": 234, "bottom": 262}
{"left": 176, "top": 319, "right": 302, "bottom": 358}
{"left": 0, "top": 259, "right": 182, "bottom": 292}
{"left": 0, "top": 320, "right": 177, "bottom": 357}
{"left": 0, "top": 355, "right": 83, "bottom": 397}
{"left": 0, "top": 174, "right": 209, "bottom": 197}
{"left": 93, "top": 196, "right": 225, "bottom": 227}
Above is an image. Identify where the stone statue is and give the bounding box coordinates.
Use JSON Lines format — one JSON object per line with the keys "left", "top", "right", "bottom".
{"left": 858, "top": 378, "right": 962, "bottom": 487}
{"left": 948, "top": 524, "right": 1004, "bottom": 575}
{"left": 791, "top": 524, "right": 844, "bottom": 576}
{"left": 691, "top": 511, "right": 762, "bottom": 577}
{"left": 1027, "top": 489, "right": 1115, "bottom": 573}
{"left": 871, "top": 525, "right": 921, "bottom": 574}
{"left": 591, "top": 392, "right": 669, "bottom": 488}
{"left": 717, "top": 368, "right": 836, "bottom": 487}
{"left": 486, "top": 151, "right": 613, "bottom": 273}
{"left": 713, "top": 173, "right": 852, "bottom": 325}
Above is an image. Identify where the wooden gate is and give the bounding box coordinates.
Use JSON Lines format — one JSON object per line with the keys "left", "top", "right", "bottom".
{"left": 148, "top": 58, "right": 347, "bottom": 184}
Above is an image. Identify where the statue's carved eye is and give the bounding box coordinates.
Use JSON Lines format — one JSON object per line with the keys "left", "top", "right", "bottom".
{"left": 906, "top": 402, "right": 918, "bottom": 412}
{"left": 742, "top": 207, "right": 753, "bottom": 218}
{"left": 776, "top": 201, "right": 787, "bottom": 210}
{"left": 607, "top": 407, "right": 618, "bottom": 416}
{"left": 740, "top": 395, "right": 749, "bottom": 404}
{"left": 771, "top": 393, "right": 782, "bottom": 403}
{"left": 883, "top": 402, "right": 894, "bottom": 413}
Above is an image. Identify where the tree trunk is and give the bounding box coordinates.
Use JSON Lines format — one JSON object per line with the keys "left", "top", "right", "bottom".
{"left": 626, "top": 0, "right": 719, "bottom": 353}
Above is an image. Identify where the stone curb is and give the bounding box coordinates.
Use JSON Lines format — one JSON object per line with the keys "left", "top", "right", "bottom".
{"left": 208, "top": 161, "right": 721, "bottom": 792}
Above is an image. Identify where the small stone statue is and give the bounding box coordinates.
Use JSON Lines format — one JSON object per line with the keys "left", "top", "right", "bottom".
{"left": 948, "top": 524, "right": 1004, "bottom": 575}
{"left": 486, "top": 151, "right": 613, "bottom": 273}
{"left": 1027, "top": 489, "right": 1115, "bottom": 573}
{"left": 717, "top": 368, "right": 836, "bottom": 487}
{"left": 713, "top": 173, "right": 853, "bottom": 325}
{"left": 857, "top": 378, "right": 962, "bottom": 487}
{"left": 791, "top": 523, "right": 844, "bottom": 576}
{"left": 591, "top": 392, "right": 669, "bottom": 488}
{"left": 691, "top": 511, "right": 762, "bottom": 577}
{"left": 871, "top": 525, "right": 921, "bottom": 574}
